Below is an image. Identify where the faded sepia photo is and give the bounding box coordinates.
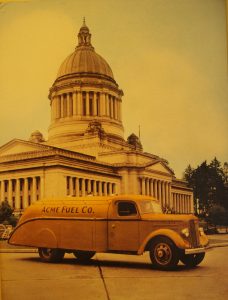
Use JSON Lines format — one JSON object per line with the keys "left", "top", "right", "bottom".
{"left": 0, "top": 1, "right": 228, "bottom": 299}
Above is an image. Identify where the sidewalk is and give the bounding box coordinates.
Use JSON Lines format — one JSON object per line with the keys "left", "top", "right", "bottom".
{"left": 207, "top": 234, "right": 228, "bottom": 248}
{"left": 1, "top": 234, "right": 228, "bottom": 253}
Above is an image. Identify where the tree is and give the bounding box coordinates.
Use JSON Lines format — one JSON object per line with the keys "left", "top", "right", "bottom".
{"left": 0, "top": 200, "right": 13, "bottom": 223}
{"left": 183, "top": 158, "right": 228, "bottom": 216}
{"left": 0, "top": 200, "right": 18, "bottom": 226}
{"left": 207, "top": 205, "right": 228, "bottom": 228}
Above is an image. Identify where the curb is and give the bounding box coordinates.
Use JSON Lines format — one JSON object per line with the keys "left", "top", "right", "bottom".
{"left": 0, "top": 248, "right": 38, "bottom": 253}
{"left": 208, "top": 242, "right": 228, "bottom": 249}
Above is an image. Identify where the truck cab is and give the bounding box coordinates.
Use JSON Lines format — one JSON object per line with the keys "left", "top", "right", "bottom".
{"left": 8, "top": 195, "right": 209, "bottom": 270}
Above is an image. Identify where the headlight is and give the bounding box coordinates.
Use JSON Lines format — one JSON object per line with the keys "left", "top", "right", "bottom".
{"left": 181, "top": 228, "right": 190, "bottom": 238}
{"left": 199, "top": 227, "right": 205, "bottom": 236}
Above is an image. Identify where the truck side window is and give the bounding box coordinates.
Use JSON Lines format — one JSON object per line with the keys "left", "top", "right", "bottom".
{"left": 118, "top": 202, "right": 137, "bottom": 216}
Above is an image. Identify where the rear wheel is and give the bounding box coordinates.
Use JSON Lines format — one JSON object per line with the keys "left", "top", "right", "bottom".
{"left": 149, "top": 237, "right": 179, "bottom": 270}
{"left": 73, "top": 250, "right": 95, "bottom": 261}
{"left": 180, "top": 253, "right": 205, "bottom": 268}
{"left": 38, "top": 248, "right": 65, "bottom": 263}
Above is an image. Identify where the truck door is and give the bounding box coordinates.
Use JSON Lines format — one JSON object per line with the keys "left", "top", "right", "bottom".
{"left": 108, "top": 200, "right": 140, "bottom": 251}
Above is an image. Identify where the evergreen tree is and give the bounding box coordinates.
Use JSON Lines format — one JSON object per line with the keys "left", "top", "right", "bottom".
{"left": 183, "top": 158, "right": 228, "bottom": 216}
{"left": 0, "top": 200, "right": 13, "bottom": 223}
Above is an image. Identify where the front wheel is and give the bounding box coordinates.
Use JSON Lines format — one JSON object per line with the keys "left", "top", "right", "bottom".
{"left": 150, "top": 237, "right": 179, "bottom": 270}
{"left": 180, "top": 253, "right": 205, "bottom": 268}
{"left": 38, "top": 248, "right": 65, "bottom": 263}
{"left": 73, "top": 250, "right": 96, "bottom": 261}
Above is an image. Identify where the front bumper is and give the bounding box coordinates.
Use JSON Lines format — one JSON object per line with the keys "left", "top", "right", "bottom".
{"left": 185, "top": 245, "right": 211, "bottom": 255}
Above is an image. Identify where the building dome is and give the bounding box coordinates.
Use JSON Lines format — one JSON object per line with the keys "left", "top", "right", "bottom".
{"left": 56, "top": 20, "right": 114, "bottom": 81}
{"left": 57, "top": 48, "right": 114, "bottom": 80}
{"left": 48, "top": 20, "right": 124, "bottom": 148}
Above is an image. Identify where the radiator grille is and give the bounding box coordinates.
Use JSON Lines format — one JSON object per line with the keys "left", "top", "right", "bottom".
{"left": 189, "top": 220, "right": 200, "bottom": 248}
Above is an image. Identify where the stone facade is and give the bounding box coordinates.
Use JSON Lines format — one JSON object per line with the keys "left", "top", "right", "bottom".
{"left": 0, "top": 21, "right": 193, "bottom": 215}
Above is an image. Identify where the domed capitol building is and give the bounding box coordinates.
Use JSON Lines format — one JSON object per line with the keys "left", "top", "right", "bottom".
{"left": 0, "top": 21, "right": 193, "bottom": 214}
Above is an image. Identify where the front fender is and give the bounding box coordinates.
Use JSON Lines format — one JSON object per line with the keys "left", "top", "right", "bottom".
{"left": 138, "top": 228, "right": 189, "bottom": 255}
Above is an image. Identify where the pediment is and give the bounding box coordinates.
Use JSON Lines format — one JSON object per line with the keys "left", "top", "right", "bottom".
{"left": 0, "top": 139, "right": 49, "bottom": 157}
{"left": 145, "top": 161, "right": 174, "bottom": 175}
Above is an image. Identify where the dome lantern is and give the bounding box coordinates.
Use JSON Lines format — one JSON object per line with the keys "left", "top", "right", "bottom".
{"left": 76, "top": 18, "right": 94, "bottom": 50}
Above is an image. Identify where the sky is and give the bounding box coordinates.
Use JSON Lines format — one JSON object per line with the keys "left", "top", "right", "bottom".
{"left": 0, "top": 0, "right": 227, "bottom": 178}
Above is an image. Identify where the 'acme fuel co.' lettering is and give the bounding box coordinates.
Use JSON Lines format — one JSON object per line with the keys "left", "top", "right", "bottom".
{"left": 41, "top": 206, "right": 94, "bottom": 214}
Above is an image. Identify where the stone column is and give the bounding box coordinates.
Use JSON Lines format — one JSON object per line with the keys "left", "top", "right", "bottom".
{"left": 40, "top": 176, "right": 44, "bottom": 200}
{"left": 110, "top": 97, "right": 114, "bottom": 118}
{"left": 78, "top": 91, "right": 83, "bottom": 116}
{"left": 15, "top": 179, "right": 20, "bottom": 210}
{"left": 32, "top": 177, "right": 37, "bottom": 203}
{"left": 158, "top": 181, "right": 161, "bottom": 203}
{"left": 165, "top": 182, "right": 169, "bottom": 207}
{"left": 86, "top": 92, "right": 90, "bottom": 116}
{"left": 161, "top": 181, "right": 165, "bottom": 207}
{"left": 113, "top": 97, "right": 116, "bottom": 119}
{"left": 67, "top": 93, "right": 71, "bottom": 117}
{"left": 93, "top": 92, "right": 97, "bottom": 116}
{"left": 108, "top": 182, "right": 112, "bottom": 195}
{"left": 75, "top": 178, "right": 79, "bottom": 196}
{"left": 1, "top": 180, "right": 5, "bottom": 202}
{"left": 55, "top": 96, "right": 60, "bottom": 119}
{"left": 99, "top": 92, "right": 105, "bottom": 116}
{"left": 119, "top": 98, "right": 122, "bottom": 122}
{"left": 114, "top": 98, "right": 118, "bottom": 120}
{"left": 150, "top": 179, "right": 153, "bottom": 196}
{"left": 69, "top": 177, "right": 73, "bottom": 196}
{"left": 113, "top": 183, "right": 117, "bottom": 195}
{"left": 96, "top": 92, "right": 100, "bottom": 116}
{"left": 24, "top": 178, "right": 29, "bottom": 209}
{"left": 87, "top": 179, "right": 91, "bottom": 194}
{"left": 60, "top": 94, "right": 64, "bottom": 118}
{"left": 169, "top": 183, "right": 172, "bottom": 210}
{"left": 141, "top": 177, "right": 145, "bottom": 195}
{"left": 146, "top": 178, "right": 150, "bottom": 195}
{"left": 73, "top": 92, "right": 77, "bottom": 115}
{"left": 8, "top": 180, "right": 13, "bottom": 207}
{"left": 105, "top": 94, "right": 109, "bottom": 117}
{"left": 154, "top": 180, "right": 157, "bottom": 199}
{"left": 92, "top": 180, "right": 97, "bottom": 196}
{"left": 81, "top": 178, "right": 85, "bottom": 196}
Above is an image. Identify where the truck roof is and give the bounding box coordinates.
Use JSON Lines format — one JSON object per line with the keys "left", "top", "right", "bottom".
{"left": 18, "top": 195, "right": 158, "bottom": 224}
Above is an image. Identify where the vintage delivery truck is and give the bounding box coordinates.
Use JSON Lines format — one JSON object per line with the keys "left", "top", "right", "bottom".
{"left": 8, "top": 195, "right": 209, "bottom": 270}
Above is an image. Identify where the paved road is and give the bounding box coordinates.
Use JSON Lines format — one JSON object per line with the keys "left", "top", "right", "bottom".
{"left": 1, "top": 246, "right": 228, "bottom": 300}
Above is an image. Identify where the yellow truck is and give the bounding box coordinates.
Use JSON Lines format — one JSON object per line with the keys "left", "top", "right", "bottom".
{"left": 8, "top": 195, "right": 209, "bottom": 270}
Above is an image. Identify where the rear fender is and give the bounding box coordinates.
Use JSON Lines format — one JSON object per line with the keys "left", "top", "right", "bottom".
{"left": 8, "top": 220, "right": 58, "bottom": 248}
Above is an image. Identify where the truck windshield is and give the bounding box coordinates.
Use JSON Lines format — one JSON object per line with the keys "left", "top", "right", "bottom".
{"left": 139, "top": 200, "right": 162, "bottom": 214}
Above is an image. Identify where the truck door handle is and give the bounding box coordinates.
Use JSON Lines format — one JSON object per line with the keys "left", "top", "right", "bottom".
{"left": 111, "top": 224, "right": 116, "bottom": 229}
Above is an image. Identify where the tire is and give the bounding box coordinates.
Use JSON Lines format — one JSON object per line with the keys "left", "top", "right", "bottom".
{"left": 149, "top": 237, "right": 179, "bottom": 270}
{"left": 38, "top": 248, "right": 65, "bottom": 263}
{"left": 180, "top": 253, "right": 205, "bottom": 268}
{"left": 73, "top": 250, "right": 96, "bottom": 261}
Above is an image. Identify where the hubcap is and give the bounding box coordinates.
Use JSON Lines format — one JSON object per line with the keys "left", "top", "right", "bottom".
{"left": 154, "top": 243, "right": 172, "bottom": 265}
{"left": 42, "top": 248, "right": 53, "bottom": 258}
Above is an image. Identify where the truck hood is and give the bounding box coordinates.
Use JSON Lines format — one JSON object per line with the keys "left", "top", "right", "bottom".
{"left": 141, "top": 213, "right": 198, "bottom": 222}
